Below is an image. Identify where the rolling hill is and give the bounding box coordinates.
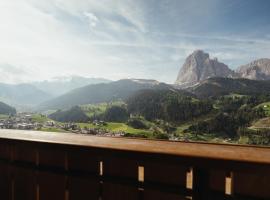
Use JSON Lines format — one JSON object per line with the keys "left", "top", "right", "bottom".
{"left": 0, "top": 101, "right": 16, "bottom": 115}
{"left": 49, "top": 106, "right": 89, "bottom": 123}
{"left": 38, "top": 79, "right": 188, "bottom": 111}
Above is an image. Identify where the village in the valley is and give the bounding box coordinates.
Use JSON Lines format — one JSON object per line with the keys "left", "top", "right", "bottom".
{"left": 0, "top": 113, "right": 125, "bottom": 137}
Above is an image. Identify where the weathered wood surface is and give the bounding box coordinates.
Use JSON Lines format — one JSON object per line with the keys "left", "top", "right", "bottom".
{"left": 0, "top": 129, "right": 269, "bottom": 164}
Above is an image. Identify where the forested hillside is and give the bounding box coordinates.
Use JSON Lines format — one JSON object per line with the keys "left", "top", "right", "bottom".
{"left": 0, "top": 101, "right": 16, "bottom": 115}
{"left": 49, "top": 106, "right": 89, "bottom": 123}
{"left": 38, "top": 79, "right": 187, "bottom": 110}
{"left": 127, "top": 89, "right": 212, "bottom": 122}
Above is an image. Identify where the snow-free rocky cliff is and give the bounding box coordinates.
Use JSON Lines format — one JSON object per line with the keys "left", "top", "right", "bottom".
{"left": 237, "top": 58, "right": 270, "bottom": 80}
{"left": 175, "top": 50, "right": 270, "bottom": 87}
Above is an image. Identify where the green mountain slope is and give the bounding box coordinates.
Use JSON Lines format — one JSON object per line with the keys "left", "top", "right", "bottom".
{"left": 0, "top": 101, "right": 16, "bottom": 115}
{"left": 38, "top": 79, "right": 188, "bottom": 111}
{"left": 127, "top": 89, "right": 211, "bottom": 122}
{"left": 49, "top": 106, "right": 89, "bottom": 123}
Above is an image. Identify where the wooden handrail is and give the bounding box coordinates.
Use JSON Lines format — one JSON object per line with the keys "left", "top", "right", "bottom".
{"left": 0, "top": 129, "right": 269, "bottom": 164}
{"left": 0, "top": 129, "right": 269, "bottom": 200}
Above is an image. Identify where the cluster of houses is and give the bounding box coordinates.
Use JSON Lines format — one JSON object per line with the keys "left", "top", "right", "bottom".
{"left": 0, "top": 113, "right": 127, "bottom": 137}
{"left": 0, "top": 113, "right": 41, "bottom": 130}
{"left": 79, "top": 127, "right": 125, "bottom": 137}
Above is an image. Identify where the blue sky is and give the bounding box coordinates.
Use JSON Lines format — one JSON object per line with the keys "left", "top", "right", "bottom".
{"left": 0, "top": 0, "right": 270, "bottom": 83}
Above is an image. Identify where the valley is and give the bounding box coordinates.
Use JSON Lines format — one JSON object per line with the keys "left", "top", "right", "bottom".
{"left": 1, "top": 88, "right": 269, "bottom": 146}
{"left": 0, "top": 51, "right": 269, "bottom": 146}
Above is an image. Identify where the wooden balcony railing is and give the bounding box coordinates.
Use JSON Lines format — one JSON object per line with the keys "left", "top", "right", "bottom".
{"left": 0, "top": 129, "right": 269, "bottom": 200}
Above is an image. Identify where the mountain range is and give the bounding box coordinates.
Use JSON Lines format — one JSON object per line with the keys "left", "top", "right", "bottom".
{"left": 0, "top": 76, "right": 110, "bottom": 111}
{"left": 33, "top": 76, "right": 111, "bottom": 96}
{"left": 37, "top": 79, "right": 178, "bottom": 111}
{"left": 0, "top": 50, "right": 269, "bottom": 111}
{"left": 175, "top": 50, "right": 270, "bottom": 87}
{"left": 0, "top": 83, "right": 51, "bottom": 109}
{"left": 36, "top": 50, "right": 270, "bottom": 111}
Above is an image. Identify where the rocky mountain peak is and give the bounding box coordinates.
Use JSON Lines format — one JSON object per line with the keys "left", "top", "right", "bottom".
{"left": 192, "top": 49, "right": 210, "bottom": 60}
{"left": 237, "top": 58, "right": 270, "bottom": 80}
{"left": 175, "top": 50, "right": 235, "bottom": 87}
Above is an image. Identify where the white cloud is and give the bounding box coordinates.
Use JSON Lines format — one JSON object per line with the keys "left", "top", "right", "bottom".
{"left": 0, "top": 64, "right": 32, "bottom": 84}
{"left": 84, "top": 12, "right": 99, "bottom": 28}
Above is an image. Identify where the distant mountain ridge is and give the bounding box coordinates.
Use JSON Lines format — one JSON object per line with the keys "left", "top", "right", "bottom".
{"left": 0, "top": 76, "right": 111, "bottom": 110}
{"left": 32, "top": 76, "right": 111, "bottom": 96}
{"left": 37, "top": 79, "right": 186, "bottom": 111}
{"left": 175, "top": 50, "right": 270, "bottom": 87}
{"left": 0, "top": 83, "right": 51, "bottom": 109}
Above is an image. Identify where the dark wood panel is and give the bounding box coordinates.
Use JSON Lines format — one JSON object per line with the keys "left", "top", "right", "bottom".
{"left": 0, "top": 142, "right": 10, "bottom": 159}
{"left": 102, "top": 156, "right": 139, "bottom": 200}
{"left": 144, "top": 161, "right": 188, "bottom": 186}
{"left": 143, "top": 189, "right": 187, "bottom": 200}
{"left": 234, "top": 170, "right": 270, "bottom": 199}
{"left": 103, "top": 155, "right": 138, "bottom": 179}
{"left": 13, "top": 167, "right": 36, "bottom": 200}
{"left": 68, "top": 147, "right": 100, "bottom": 199}
{"left": 0, "top": 163, "right": 11, "bottom": 200}
{"left": 143, "top": 161, "right": 187, "bottom": 200}
{"left": 102, "top": 183, "right": 139, "bottom": 200}
{"left": 38, "top": 145, "right": 65, "bottom": 168}
{"left": 193, "top": 167, "right": 209, "bottom": 200}
{"left": 69, "top": 176, "right": 100, "bottom": 200}
{"left": 13, "top": 143, "right": 36, "bottom": 163}
{"left": 68, "top": 147, "right": 99, "bottom": 172}
{"left": 209, "top": 170, "right": 226, "bottom": 192}
{"left": 39, "top": 172, "right": 65, "bottom": 200}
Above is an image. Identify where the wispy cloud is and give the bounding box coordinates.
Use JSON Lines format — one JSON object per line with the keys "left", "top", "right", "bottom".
{"left": 83, "top": 12, "right": 99, "bottom": 28}
{"left": 0, "top": 0, "right": 269, "bottom": 83}
{"left": 0, "top": 64, "right": 31, "bottom": 84}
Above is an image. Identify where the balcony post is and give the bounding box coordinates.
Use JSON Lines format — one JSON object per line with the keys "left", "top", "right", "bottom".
{"left": 192, "top": 167, "right": 210, "bottom": 200}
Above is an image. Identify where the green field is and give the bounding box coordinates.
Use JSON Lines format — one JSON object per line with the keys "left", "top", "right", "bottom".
{"left": 77, "top": 122, "right": 152, "bottom": 136}
{"left": 80, "top": 101, "right": 125, "bottom": 117}
{"left": 256, "top": 102, "right": 270, "bottom": 116}
{"left": 0, "top": 114, "right": 9, "bottom": 119}
{"left": 32, "top": 114, "right": 51, "bottom": 123}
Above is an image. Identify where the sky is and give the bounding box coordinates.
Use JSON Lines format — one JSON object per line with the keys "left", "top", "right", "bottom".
{"left": 0, "top": 0, "right": 270, "bottom": 84}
